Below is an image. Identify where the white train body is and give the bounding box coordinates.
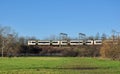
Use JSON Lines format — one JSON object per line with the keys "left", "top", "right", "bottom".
{"left": 52, "top": 41, "right": 60, "bottom": 45}
{"left": 61, "top": 40, "right": 68, "bottom": 45}
{"left": 28, "top": 40, "right": 36, "bottom": 45}
{"left": 94, "top": 40, "right": 102, "bottom": 45}
{"left": 28, "top": 40, "right": 102, "bottom": 46}
{"left": 37, "top": 40, "right": 50, "bottom": 45}
{"left": 85, "top": 40, "right": 94, "bottom": 45}
{"left": 70, "top": 40, "right": 83, "bottom": 45}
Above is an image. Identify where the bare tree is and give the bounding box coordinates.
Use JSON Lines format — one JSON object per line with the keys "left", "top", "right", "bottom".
{"left": 95, "top": 32, "right": 100, "bottom": 40}
{"left": 101, "top": 33, "right": 107, "bottom": 40}
{"left": 0, "top": 25, "right": 18, "bottom": 57}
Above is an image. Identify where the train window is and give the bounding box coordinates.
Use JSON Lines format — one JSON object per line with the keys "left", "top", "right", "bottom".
{"left": 62, "top": 42, "right": 67, "bottom": 43}
{"left": 96, "top": 41, "right": 102, "bottom": 43}
{"left": 32, "top": 42, "right": 36, "bottom": 43}
{"left": 86, "top": 42, "right": 92, "bottom": 43}
{"left": 70, "top": 42, "right": 79, "bottom": 43}
{"left": 38, "top": 42, "right": 50, "bottom": 43}
{"left": 52, "top": 42, "right": 58, "bottom": 43}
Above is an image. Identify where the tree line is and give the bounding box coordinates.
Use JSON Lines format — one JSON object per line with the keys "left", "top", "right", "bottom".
{"left": 0, "top": 25, "right": 120, "bottom": 60}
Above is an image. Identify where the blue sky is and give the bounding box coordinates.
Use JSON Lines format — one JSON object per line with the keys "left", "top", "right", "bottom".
{"left": 0, "top": 0, "right": 120, "bottom": 39}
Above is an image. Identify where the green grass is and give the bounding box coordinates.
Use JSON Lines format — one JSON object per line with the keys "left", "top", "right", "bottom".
{"left": 0, "top": 57, "right": 120, "bottom": 74}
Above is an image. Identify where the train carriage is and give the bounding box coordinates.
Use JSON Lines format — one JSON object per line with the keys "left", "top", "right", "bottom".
{"left": 70, "top": 40, "right": 83, "bottom": 45}
{"left": 52, "top": 40, "right": 60, "bottom": 45}
{"left": 28, "top": 40, "right": 36, "bottom": 45}
{"left": 94, "top": 40, "right": 102, "bottom": 45}
{"left": 37, "top": 40, "right": 50, "bottom": 45}
{"left": 61, "top": 40, "right": 68, "bottom": 45}
{"left": 85, "top": 40, "right": 94, "bottom": 45}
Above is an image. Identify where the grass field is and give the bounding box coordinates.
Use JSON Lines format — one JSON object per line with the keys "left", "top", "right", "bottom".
{"left": 0, "top": 57, "right": 120, "bottom": 74}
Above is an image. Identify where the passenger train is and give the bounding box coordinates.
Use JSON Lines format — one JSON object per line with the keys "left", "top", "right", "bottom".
{"left": 28, "top": 40, "right": 102, "bottom": 46}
